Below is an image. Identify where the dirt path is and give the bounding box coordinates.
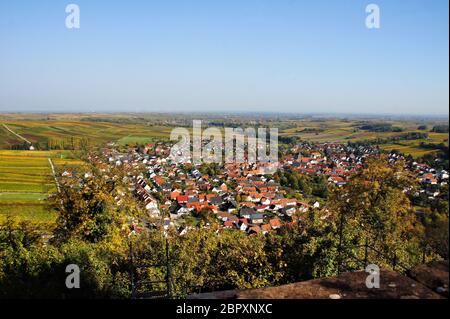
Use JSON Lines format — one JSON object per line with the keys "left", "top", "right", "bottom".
{"left": 48, "top": 158, "right": 61, "bottom": 193}
{"left": 2, "top": 124, "right": 32, "bottom": 145}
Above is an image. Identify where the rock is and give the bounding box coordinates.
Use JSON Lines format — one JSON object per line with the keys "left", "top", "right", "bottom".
{"left": 436, "top": 287, "right": 446, "bottom": 293}
{"left": 408, "top": 260, "right": 449, "bottom": 296}
{"left": 400, "top": 295, "right": 420, "bottom": 299}
{"left": 189, "top": 267, "right": 445, "bottom": 299}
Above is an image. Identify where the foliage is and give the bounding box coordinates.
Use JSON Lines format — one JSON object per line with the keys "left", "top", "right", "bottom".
{"left": 266, "top": 211, "right": 339, "bottom": 283}
{"left": 328, "top": 157, "right": 425, "bottom": 269}
{"left": 431, "top": 125, "right": 449, "bottom": 133}
{"left": 0, "top": 143, "right": 447, "bottom": 298}
{"left": 358, "top": 123, "right": 403, "bottom": 132}
{"left": 48, "top": 163, "right": 128, "bottom": 243}
{"left": 0, "top": 216, "right": 130, "bottom": 298}
{"left": 275, "top": 169, "right": 329, "bottom": 199}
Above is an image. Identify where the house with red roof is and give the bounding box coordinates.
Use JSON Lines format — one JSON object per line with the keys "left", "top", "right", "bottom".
{"left": 269, "top": 218, "right": 282, "bottom": 229}
{"left": 261, "top": 224, "right": 272, "bottom": 235}
{"left": 176, "top": 195, "right": 188, "bottom": 204}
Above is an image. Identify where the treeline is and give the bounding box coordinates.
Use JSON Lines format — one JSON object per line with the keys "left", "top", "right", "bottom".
{"left": 274, "top": 169, "right": 329, "bottom": 199}
{"left": 358, "top": 123, "right": 403, "bottom": 132}
{"left": 80, "top": 117, "right": 148, "bottom": 125}
{"left": 432, "top": 125, "right": 449, "bottom": 133}
{"left": 348, "top": 132, "right": 429, "bottom": 147}
{"left": 10, "top": 142, "right": 34, "bottom": 150}
{"left": 48, "top": 137, "right": 89, "bottom": 150}
{"left": 278, "top": 136, "right": 301, "bottom": 145}
{"left": 419, "top": 142, "right": 448, "bottom": 152}
{"left": 300, "top": 128, "right": 324, "bottom": 133}
{"left": 0, "top": 212, "right": 339, "bottom": 298}
{"left": 419, "top": 143, "right": 449, "bottom": 170}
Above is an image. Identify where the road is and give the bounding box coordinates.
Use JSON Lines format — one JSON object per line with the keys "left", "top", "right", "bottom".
{"left": 48, "top": 158, "right": 61, "bottom": 193}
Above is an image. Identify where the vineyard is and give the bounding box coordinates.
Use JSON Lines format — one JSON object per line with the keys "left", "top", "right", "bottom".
{"left": 0, "top": 150, "right": 82, "bottom": 224}
{"left": 0, "top": 119, "right": 172, "bottom": 150}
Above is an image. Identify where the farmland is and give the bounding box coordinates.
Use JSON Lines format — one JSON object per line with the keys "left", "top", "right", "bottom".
{"left": 0, "top": 114, "right": 173, "bottom": 149}
{"left": 0, "top": 150, "right": 82, "bottom": 224}
{"left": 0, "top": 114, "right": 176, "bottom": 224}
{"left": 0, "top": 113, "right": 448, "bottom": 224}
{"left": 1, "top": 113, "right": 447, "bottom": 152}
{"left": 1, "top": 114, "right": 448, "bottom": 160}
{"left": 279, "top": 119, "right": 448, "bottom": 158}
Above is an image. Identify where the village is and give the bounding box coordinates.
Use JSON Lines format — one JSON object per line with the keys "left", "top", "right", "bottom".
{"left": 74, "top": 138, "right": 449, "bottom": 238}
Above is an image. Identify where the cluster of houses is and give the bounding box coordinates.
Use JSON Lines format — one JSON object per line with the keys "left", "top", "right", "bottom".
{"left": 95, "top": 140, "right": 448, "bottom": 236}
{"left": 411, "top": 162, "right": 448, "bottom": 200}
{"left": 279, "top": 143, "right": 379, "bottom": 187}
{"left": 144, "top": 157, "right": 319, "bottom": 235}
{"left": 100, "top": 143, "right": 325, "bottom": 235}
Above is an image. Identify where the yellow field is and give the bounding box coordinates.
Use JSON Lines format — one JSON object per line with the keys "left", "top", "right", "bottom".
{"left": 0, "top": 150, "right": 83, "bottom": 223}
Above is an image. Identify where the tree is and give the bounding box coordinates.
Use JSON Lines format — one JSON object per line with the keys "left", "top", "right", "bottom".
{"left": 130, "top": 227, "right": 282, "bottom": 297}
{"left": 432, "top": 125, "right": 449, "bottom": 133}
{"left": 48, "top": 164, "right": 126, "bottom": 243}
{"left": 328, "top": 157, "right": 424, "bottom": 269}
{"left": 266, "top": 211, "right": 339, "bottom": 283}
{"left": 0, "top": 217, "right": 130, "bottom": 298}
{"left": 196, "top": 208, "right": 219, "bottom": 228}
{"left": 312, "top": 175, "right": 329, "bottom": 198}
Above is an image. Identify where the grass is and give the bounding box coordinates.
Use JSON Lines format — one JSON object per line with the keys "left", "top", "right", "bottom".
{"left": 0, "top": 157, "right": 49, "bottom": 167}
{"left": 0, "top": 205, "right": 57, "bottom": 224}
{"left": 0, "top": 182, "right": 55, "bottom": 193}
{"left": 379, "top": 144, "right": 437, "bottom": 158}
{"left": 0, "top": 150, "right": 69, "bottom": 157}
{"left": 378, "top": 132, "right": 448, "bottom": 158}
{"left": 0, "top": 152, "right": 54, "bottom": 193}
{"left": 0, "top": 193, "right": 48, "bottom": 203}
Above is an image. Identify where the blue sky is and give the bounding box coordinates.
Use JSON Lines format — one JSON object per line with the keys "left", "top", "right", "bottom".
{"left": 0, "top": 0, "right": 448, "bottom": 115}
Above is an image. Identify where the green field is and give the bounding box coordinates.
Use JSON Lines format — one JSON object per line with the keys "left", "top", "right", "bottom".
{"left": 0, "top": 193, "right": 48, "bottom": 203}
{"left": 279, "top": 119, "right": 448, "bottom": 158}
{"left": 0, "top": 205, "right": 56, "bottom": 224}
{"left": 0, "top": 118, "right": 172, "bottom": 149}
{"left": 0, "top": 152, "right": 55, "bottom": 192}
{"left": 0, "top": 150, "right": 81, "bottom": 223}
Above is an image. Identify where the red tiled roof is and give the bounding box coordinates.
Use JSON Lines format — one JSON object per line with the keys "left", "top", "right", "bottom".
{"left": 269, "top": 218, "right": 282, "bottom": 228}
{"left": 153, "top": 175, "right": 165, "bottom": 186}
{"left": 224, "top": 221, "right": 235, "bottom": 228}
{"left": 177, "top": 195, "right": 188, "bottom": 203}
